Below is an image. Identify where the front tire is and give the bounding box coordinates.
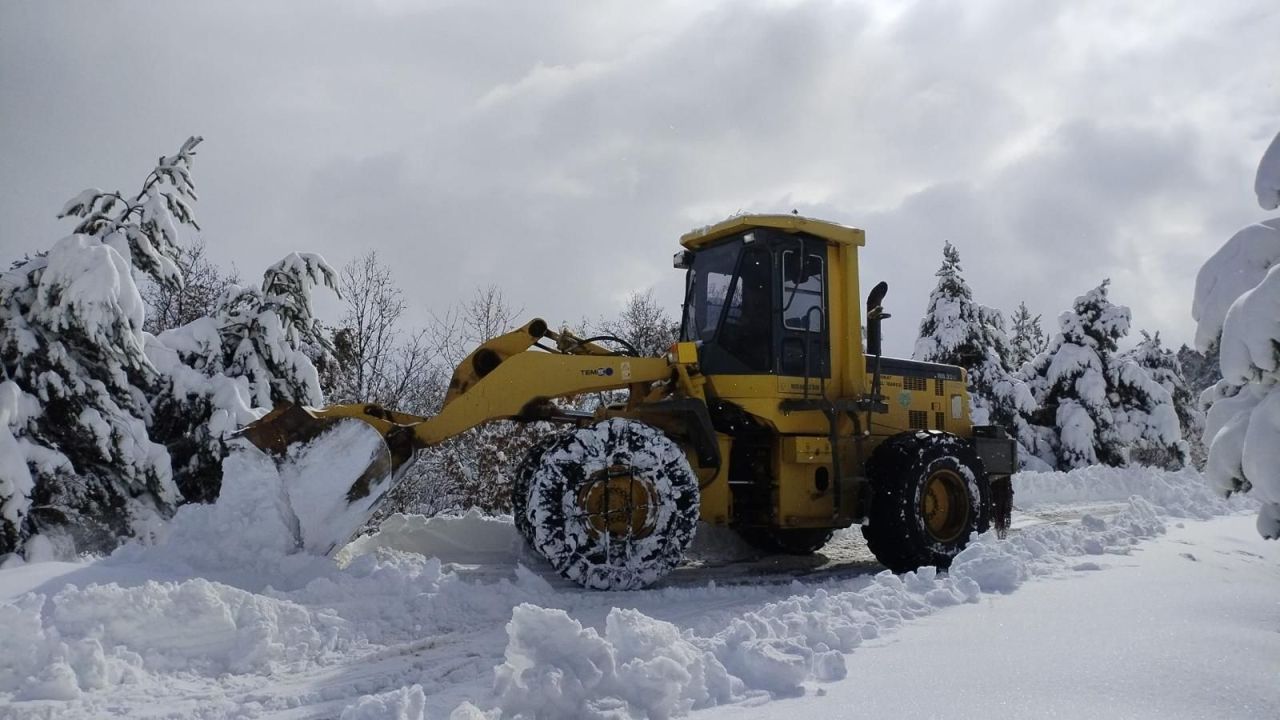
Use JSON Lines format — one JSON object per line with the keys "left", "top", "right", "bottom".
{"left": 521, "top": 418, "right": 700, "bottom": 590}
{"left": 862, "top": 431, "right": 990, "bottom": 573}
{"left": 512, "top": 431, "right": 563, "bottom": 544}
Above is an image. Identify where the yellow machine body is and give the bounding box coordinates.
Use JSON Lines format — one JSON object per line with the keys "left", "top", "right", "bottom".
{"left": 242, "top": 214, "right": 1005, "bottom": 544}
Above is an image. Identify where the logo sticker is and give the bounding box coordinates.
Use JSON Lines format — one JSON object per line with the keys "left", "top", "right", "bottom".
{"left": 897, "top": 390, "right": 913, "bottom": 408}
{"left": 621, "top": 361, "right": 632, "bottom": 381}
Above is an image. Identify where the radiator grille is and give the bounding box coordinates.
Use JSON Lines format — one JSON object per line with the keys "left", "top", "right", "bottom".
{"left": 909, "top": 410, "right": 928, "bottom": 430}
{"left": 904, "top": 376, "right": 927, "bottom": 392}
{"left": 936, "top": 411, "right": 946, "bottom": 431}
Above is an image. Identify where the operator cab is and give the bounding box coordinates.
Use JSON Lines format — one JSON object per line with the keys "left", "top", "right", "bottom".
{"left": 675, "top": 215, "right": 864, "bottom": 380}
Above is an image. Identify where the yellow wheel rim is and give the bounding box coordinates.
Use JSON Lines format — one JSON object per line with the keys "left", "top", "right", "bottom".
{"left": 576, "top": 465, "right": 657, "bottom": 540}
{"left": 921, "top": 469, "right": 970, "bottom": 543}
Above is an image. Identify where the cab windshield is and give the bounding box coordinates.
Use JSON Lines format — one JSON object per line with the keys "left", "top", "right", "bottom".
{"left": 680, "top": 238, "right": 774, "bottom": 373}
{"left": 680, "top": 240, "right": 741, "bottom": 344}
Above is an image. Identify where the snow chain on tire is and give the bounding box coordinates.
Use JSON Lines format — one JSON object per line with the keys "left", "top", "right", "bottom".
{"left": 518, "top": 418, "right": 700, "bottom": 590}
{"left": 862, "top": 430, "right": 991, "bottom": 573}
{"left": 512, "top": 431, "right": 564, "bottom": 545}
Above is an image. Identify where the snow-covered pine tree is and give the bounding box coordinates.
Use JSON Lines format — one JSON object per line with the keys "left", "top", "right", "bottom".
{"left": 913, "top": 242, "right": 1038, "bottom": 461}
{"left": 148, "top": 253, "right": 339, "bottom": 502}
{"left": 1192, "top": 129, "right": 1280, "bottom": 538}
{"left": 1175, "top": 343, "right": 1220, "bottom": 471}
{"left": 1023, "top": 281, "right": 1183, "bottom": 470}
{"left": 1008, "top": 301, "right": 1048, "bottom": 370}
{"left": 1176, "top": 343, "right": 1221, "bottom": 398}
{"left": 220, "top": 253, "right": 337, "bottom": 407}
{"left": 1122, "top": 331, "right": 1197, "bottom": 468}
{"left": 0, "top": 138, "right": 204, "bottom": 556}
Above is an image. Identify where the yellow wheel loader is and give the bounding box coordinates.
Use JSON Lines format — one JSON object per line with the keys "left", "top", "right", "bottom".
{"left": 239, "top": 214, "right": 1016, "bottom": 589}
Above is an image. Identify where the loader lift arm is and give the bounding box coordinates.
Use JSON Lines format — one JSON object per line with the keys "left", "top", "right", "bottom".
{"left": 240, "top": 318, "right": 678, "bottom": 483}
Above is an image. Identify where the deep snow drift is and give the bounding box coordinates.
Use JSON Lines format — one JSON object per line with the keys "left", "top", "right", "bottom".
{"left": 0, "top": 454, "right": 1269, "bottom": 719}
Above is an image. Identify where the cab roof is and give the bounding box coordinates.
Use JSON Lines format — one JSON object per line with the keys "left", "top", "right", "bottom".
{"left": 679, "top": 214, "right": 865, "bottom": 250}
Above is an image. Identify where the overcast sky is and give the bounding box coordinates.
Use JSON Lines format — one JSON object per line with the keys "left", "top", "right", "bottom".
{"left": 2, "top": 1, "right": 1278, "bottom": 357}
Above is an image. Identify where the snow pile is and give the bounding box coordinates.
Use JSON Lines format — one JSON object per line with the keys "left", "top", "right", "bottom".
{"left": 486, "top": 466, "right": 1248, "bottom": 719}
{"left": 0, "top": 579, "right": 353, "bottom": 702}
{"left": 495, "top": 604, "right": 739, "bottom": 719}
{"left": 950, "top": 496, "right": 1166, "bottom": 593}
{"left": 341, "top": 509, "right": 523, "bottom": 566}
{"left": 0, "top": 577, "right": 353, "bottom": 701}
{"left": 107, "top": 424, "right": 399, "bottom": 588}
{"left": 1013, "top": 464, "right": 1251, "bottom": 519}
{"left": 290, "top": 553, "right": 562, "bottom": 648}
{"left": 340, "top": 684, "right": 428, "bottom": 720}
{"left": 105, "top": 445, "right": 329, "bottom": 591}
{"left": 494, "top": 566, "right": 984, "bottom": 715}
{"left": 0, "top": 458, "right": 1254, "bottom": 717}
{"left": 0, "top": 445, "right": 373, "bottom": 701}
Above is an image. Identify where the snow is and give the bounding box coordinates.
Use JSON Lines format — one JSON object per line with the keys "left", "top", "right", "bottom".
{"left": 340, "top": 684, "right": 428, "bottom": 720}
{"left": 340, "top": 509, "right": 522, "bottom": 566}
{"left": 145, "top": 322, "right": 262, "bottom": 438}
{"left": 0, "top": 382, "right": 37, "bottom": 528}
{"left": 106, "top": 428, "right": 402, "bottom": 589}
{"left": 1240, "top": 390, "right": 1280, "bottom": 535}
{"left": 279, "top": 420, "right": 399, "bottom": 555}
{"left": 494, "top": 604, "right": 737, "bottom": 719}
{"left": 1191, "top": 218, "right": 1280, "bottom": 352}
{"left": 697, "top": 515, "right": 1279, "bottom": 720}
{"left": 1218, "top": 261, "right": 1280, "bottom": 384}
{"left": 36, "top": 234, "right": 148, "bottom": 348}
{"left": 1192, "top": 132, "right": 1280, "bottom": 536}
{"left": 1025, "top": 280, "right": 1183, "bottom": 470}
{"left": 1, "top": 460, "right": 1270, "bottom": 719}
{"left": 1054, "top": 399, "right": 1098, "bottom": 466}
{"left": 913, "top": 242, "right": 1037, "bottom": 464}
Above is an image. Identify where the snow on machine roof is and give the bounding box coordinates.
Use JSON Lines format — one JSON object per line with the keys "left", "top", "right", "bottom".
{"left": 679, "top": 213, "right": 866, "bottom": 250}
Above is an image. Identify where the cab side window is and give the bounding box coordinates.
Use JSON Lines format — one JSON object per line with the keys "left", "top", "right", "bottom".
{"left": 781, "top": 250, "right": 825, "bottom": 332}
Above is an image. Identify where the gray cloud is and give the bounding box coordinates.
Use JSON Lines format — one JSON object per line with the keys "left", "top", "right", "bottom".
{"left": 2, "top": 1, "right": 1278, "bottom": 359}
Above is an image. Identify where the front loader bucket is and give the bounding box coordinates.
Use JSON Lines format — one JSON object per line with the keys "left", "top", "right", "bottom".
{"left": 238, "top": 403, "right": 347, "bottom": 457}
{"left": 235, "top": 404, "right": 410, "bottom": 555}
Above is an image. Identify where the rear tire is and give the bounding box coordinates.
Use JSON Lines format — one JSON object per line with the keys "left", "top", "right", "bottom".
{"left": 737, "top": 527, "right": 835, "bottom": 555}
{"left": 862, "top": 431, "right": 990, "bottom": 573}
{"left": 523, "top": 418, "right": 700, "bottom": 590}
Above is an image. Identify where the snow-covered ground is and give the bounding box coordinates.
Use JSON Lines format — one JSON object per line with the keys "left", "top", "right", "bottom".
{"left": 0, "top": 457, "right": 1275, "bottom": 720}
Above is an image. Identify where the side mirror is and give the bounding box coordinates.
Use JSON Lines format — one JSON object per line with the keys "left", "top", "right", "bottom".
{"left": 866, "top": 281, "right": 889, "bottom": 356}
